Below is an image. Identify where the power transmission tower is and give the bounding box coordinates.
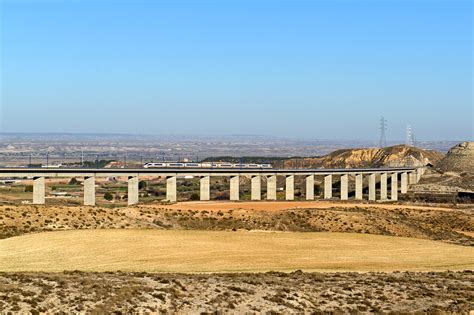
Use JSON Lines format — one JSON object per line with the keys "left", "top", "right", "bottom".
{"left": 406, "top": 125, "right": 415, "bottom": 147}
{"left": 378, "top": 116, "right": 387, "bottom": 148}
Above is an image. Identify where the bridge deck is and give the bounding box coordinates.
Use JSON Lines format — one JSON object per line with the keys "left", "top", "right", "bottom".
{"left": 0, "top": 166, "right": 419, "bottom": 177}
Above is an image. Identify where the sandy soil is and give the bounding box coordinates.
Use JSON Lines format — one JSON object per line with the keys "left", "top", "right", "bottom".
{"left": 162, "top": 200, "right": 459, "bottom": 212}
{"left": 1, "top": 271, "right": 472, "bottom": 313}
{"left": 459, "top": 231, "right": 474, "bottom": 238}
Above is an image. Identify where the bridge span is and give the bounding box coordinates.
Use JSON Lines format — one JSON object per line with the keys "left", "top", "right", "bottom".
{"left": 0, "top": 166, "right": 425, "bottom": 206}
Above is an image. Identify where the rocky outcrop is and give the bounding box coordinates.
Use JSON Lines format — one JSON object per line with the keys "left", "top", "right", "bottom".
{"left": 284, "top": 145, "right": 444, "bottom": 169}
{"left": 436, "top": 142, "right": 474, "bottom": 173}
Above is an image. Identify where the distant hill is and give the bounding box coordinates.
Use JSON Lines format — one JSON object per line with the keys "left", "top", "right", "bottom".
{"left": 436, "top": 142, "right": 474, "bottom": 173}
{"left": 283, "top": 145, "right": 444, "bottom": 169}
{"left": 202, "top": 145, "right": 444, "bottom": 169}
{"left": 415, "top": 142, "right": 474, "bottom": 193}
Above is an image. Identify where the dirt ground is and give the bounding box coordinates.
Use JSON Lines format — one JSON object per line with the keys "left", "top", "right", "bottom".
{"left": 2, "top": 230, "right": 472, "bottom": 273}
{"left": 1, "top": 202, "right": 473, "bottom": 245}
{"left": 162, "top": 200, "right": 461, "bottom": 212}
{"left": 0, "top": 271, "right": 472, "bottom": 313}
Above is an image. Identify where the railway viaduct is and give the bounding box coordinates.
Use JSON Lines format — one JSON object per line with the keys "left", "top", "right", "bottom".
{"left": 0, "top": 167, "right": 425, "bottom": 206}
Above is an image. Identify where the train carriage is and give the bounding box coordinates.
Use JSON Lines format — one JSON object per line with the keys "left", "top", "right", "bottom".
{"left": 144, "top": 162, "right": 272, "bottom": 169}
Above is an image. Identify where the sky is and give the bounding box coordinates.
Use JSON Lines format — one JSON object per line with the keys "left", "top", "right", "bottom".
{"left": 0, "top": 0, "right": 472, "bottom": 141}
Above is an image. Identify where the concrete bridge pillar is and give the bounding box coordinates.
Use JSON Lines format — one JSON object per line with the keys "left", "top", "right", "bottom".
{"left": 266, "top": 175, "right": 277, "bottom": 200}
{"left": 340, "top": 174, "right": 348, "bottom": 200}
{"left": 285, "top": 175, "right": 294, "bottom": 200}
{"left": 409, "top": 171, "right": 417, "bottom": 185}
{"left": 251, "top": 175, "right": 261, "bottom": 200}
{"left": 305, "top": 175, "right": 314, "bottom": 200}
{"left": 391, "top": 173, "right": 398, "bottom": 201}
{"left": 401, "top": 172, "right": 408, "bottom": 194}
{"left": 33, "top": 176, "right": 45, "bottom": 205}
{"left": 380, "top": 173, "right": 388, "bottom": 201}
{"left": 84, "top": 176, "right": 95, "bottom": 206}
{"left": 200, "top": 176, "right": 210, "bottom": 201}
{"left": 368, "top": 173, "right": 376, "bottom": 201}
{"left": 166, "top": 176, "right": 177, "bottom": 203}
{"left": 355, "top": 174, "right": 363, "bottom": 200}
{"left": 128, "top": 176, "right": 139, "bottom": 205}
{"left": 324, "top": 175, "right": 333, "bottom": 199}
{"left": 230, "top": 175, "right": 239, "bottom": 201}
{"left": 416, "top": 168, "right": 424, "bottom": 183}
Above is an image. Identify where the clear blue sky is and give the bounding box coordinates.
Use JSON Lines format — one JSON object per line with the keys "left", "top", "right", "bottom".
{"left": 0, "top": 0, "right": 472, "bottom": 141}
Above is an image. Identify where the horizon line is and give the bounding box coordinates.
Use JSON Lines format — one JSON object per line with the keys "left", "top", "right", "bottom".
{"left": 0, "top": 132, "right": 469, "bottom": 143}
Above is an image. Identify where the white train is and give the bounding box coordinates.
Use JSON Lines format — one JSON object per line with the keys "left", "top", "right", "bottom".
{"left": 143, "top": 162, "right": 272, "bottom": 169}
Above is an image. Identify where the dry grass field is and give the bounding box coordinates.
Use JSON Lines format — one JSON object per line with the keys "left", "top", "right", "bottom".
{"left": 1, "top": 230, "right": 473, "bottom": 273}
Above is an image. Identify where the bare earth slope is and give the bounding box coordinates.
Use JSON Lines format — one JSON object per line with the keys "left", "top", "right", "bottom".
{"left": 413, "top": 142, "right": 474, "bottom": 193}
{"left": 285, "top": 145, "right": 444, "bottom": 168}
{"left": 1, "top": 202, "right": 472, "bottom": 245}
{"left": 437, "top": 141, "right": 474, "bottom": 173}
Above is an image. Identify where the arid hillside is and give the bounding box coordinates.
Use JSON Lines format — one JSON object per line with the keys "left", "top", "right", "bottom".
{"left": 1, "top": 202, "right": 473, "bottom": 246}
{"left": 437, "top": 141, "right": 474, "bottom": 173}
{"left": 413, "top": 142, "right": 474, "bottom": 193}
{"left": 1, "top": 201, "right": 472, "bottom": 313}
{"left": 284, "top": 145, "right": 444, "bottom": 169}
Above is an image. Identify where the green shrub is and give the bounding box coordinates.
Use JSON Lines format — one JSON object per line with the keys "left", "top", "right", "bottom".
{"left": 25, "top": 185, "right": 33, "bottom": 192}
{"left": 190, "top": 192, "right": 200, "bottom": 201}
{"left": 139, "top": 180, "right": 147, "bottom": 190}
{"left": 104, "top": 192, "right": 113, "bottom": 201}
